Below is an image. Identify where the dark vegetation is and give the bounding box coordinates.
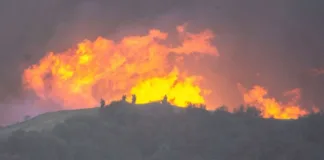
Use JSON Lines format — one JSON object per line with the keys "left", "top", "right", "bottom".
{"left": 0, "top": 99, "right": 324, "bottom": 160}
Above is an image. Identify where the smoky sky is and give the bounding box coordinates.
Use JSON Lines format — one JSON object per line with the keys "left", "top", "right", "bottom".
{"left": 0, "top": 0, "right": 324, "bottom": 125}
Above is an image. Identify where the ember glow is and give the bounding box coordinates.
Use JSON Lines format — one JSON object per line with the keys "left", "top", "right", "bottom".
{"left": 22, "top": 24, "right": 318, "bottom": 119}
{"left": 23, "top": 25, "right": 217, "bottom": 109}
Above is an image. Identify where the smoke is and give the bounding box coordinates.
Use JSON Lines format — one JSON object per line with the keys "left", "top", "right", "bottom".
{"left": 0, "top": 91, "right": 62, "bottom": 125}
{"left": 1, "top": 0, "right": 324, "bottom": 124}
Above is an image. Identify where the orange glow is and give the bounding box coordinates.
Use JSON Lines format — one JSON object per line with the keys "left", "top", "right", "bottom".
{"left": 22, "top": 24, "right": 318, "bottom": 119}
{"left": 22, "top": 25, "right": 217, "bottom": 109}
{"left": 130, "top": 67, "right": 207, "bottom": 107}
{"left": 240, "top": 85, "right": 312, "bottom": 119}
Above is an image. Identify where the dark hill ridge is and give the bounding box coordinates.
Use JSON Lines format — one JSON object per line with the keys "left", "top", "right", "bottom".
{"left": 0, "top": 108, "right": 98, "bottom": 139}
{"left": 0, "top": 102, "right": 182, "bottom": 137}
{"left": 0, "top": 102, "right": 324, "bottom": 160}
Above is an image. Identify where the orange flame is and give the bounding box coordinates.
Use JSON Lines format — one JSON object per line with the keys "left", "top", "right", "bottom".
{"left": 22, "top": 24, "right": 317, "bottom": 119}
{"left": 22, "top": 25, "right": 218, "bottom": 109}
{"left": 240, "top": 85, "right": 314, "bottom": 119}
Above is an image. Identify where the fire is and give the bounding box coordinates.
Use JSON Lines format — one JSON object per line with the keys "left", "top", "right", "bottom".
{"left": 22, "top": 25, "right": 218, "bottom": 109}
{"left": 130, "top": 67, "right": 208, "bottom": 107}
{"left": 240, "top": 85, "right": 313, "bottom": 119}
{"left": 22, "top": 24, "right": 318, "bottom": 119}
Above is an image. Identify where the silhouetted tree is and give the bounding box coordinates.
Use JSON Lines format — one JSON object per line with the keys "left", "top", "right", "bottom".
{"left": 233, "top": 105, "right": 246, "bottom": 116}
{"left": 122, "top": 95, "right": 127, "bottom": 102}
{"left": 162, "top": 95, "right": 168, "bottom": 104}
{"left": 216, "top": 105, "right": 228, "bottom": 112}
{"left": 199, "top": 104, "right": 206, "bottom": 110}
{"left": 245, "top": 106, "right": 261, "bottom": 117}
{"left": 187, "top": 102, "right": 194, "bottom": 109}
{"left": 132, "top": 94, "right": 137, "bottom": 104}
{"left": 100, "top": 98, "right": 105, "bottom": 108}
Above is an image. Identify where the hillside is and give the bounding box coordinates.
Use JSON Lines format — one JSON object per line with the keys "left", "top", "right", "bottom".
{"left": 0, "top": 101, "right": 324, "bottom": 160}
{"left": 0, "top": 108, "right": 98, "bottom": 139}
{"left": 0, "top": 102, "right": 182, "bottom": 138}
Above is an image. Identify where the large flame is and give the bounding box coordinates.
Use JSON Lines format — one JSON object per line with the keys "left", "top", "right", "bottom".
{"left": 23, "top": 25, "right": 217, "bottom": 109}
{"left": 240, "top": 85, "right": 316, "bottom": 119}
{"left": 22, "top": 24, "right": 317, "bottom": 119}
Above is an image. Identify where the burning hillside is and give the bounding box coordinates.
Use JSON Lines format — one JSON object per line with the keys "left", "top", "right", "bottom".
{"left": 238, "top": 85, "right": 317, "bottom": 119}
{"left": 22, "top": 24, "right": 317, "bottom": 119}
{"left": 23, "top": 24, "right": 217, "bottom": 108}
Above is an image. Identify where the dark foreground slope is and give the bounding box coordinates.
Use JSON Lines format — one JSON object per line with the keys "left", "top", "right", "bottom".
{"left": 0, "top": 102, "right": 324, "bottom": 160}
{"left": 0, "top": 108, "right": 98, "bottom": 139}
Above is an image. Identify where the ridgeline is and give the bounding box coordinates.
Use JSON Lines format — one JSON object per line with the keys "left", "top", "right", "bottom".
{"left": 0, "top": 101, "right": 324, "bottom": 160}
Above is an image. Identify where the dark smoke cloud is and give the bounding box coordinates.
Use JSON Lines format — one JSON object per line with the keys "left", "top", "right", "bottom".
{"left": 1, "top": 0, "right": 324, "bottom": 125}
